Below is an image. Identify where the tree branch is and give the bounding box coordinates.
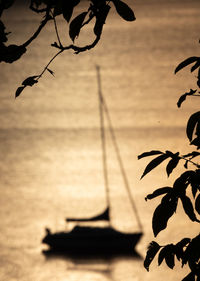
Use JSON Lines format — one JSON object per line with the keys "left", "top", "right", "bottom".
{"left": 37, "top": 49, "right": 64, "bottom": 79}
{"left": 51, "top": 34, "right": 101, "bottom": 54}
{"left": 22, "top": 13, "right": 51, "bottom": 48}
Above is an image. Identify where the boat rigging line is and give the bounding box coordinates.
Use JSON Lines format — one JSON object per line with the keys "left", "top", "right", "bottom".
{"left": 96, "top": 65, "right": 143, "bottom": 232}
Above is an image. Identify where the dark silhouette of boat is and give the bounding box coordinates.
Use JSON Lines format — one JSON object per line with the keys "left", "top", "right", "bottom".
{"left": 43, "top": 206, "right": 142, "bottom": 255}
{"left": 42, "top": 225, "right": 142, "bottom": 255}
{"left": 42, "top": 66, "right": 143, "bottom": 256}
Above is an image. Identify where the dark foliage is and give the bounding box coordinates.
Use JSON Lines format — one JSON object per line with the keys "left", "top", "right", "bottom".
{"left": 139, "top": 41, "right": 200, "bottom": 280}
{"left": 0, "top": 0, "right": 136, "bottom": 97}
{"left": 1, "top": 2, "right": 199, "bottom": 280}
{"left": 144, "top": 241, "right": 161, "bottom": 271}
{"left": 0, "top": 44, "right": 27, "bottom": 63}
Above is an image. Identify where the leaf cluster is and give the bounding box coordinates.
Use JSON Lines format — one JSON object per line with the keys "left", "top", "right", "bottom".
{"left": 145, "top": 169, "right": 200, "bottom": 236}
{"left": 138, "top": 150, "right": 180, "bottom": 178}
{"left": 186, "top": 112, "right": 200, "bottom": 149}
{"left": 15, "top": 76, "right": 39, "bottom": 98}
{"left": 175, "top": 56, "right": 200, "bottom": 107}
{"left": 144, "top": 236, "right": 200, "bottom": 281}
{"left": 140, "top": 51, "right": 200, "bottom": 280}
{"left": 0, "top": 0, "right": 136, "bottom": 97}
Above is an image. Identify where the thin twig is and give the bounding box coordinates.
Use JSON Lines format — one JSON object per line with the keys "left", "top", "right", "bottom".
{"left": 51, "top": 12, "right": 63, "bottom": 47}
{"left": 37, "top": 49, "right": 64, "bottom": 79}
{"left": 51, "top": 34, "right": 101, "bottom": 54}
{"left": 180, "top": 156, "right": 200, "bottom": 168}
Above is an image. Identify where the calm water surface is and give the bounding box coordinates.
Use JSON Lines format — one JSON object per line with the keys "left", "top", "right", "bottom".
{"left": 0, "top": 0, "right": 200, "bottom": 280}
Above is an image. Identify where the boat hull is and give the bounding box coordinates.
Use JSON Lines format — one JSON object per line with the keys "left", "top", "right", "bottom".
{"left": 42, "top": 226, "right": 142, "bottom": 256}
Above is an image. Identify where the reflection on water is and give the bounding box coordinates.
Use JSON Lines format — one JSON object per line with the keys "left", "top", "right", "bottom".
{"left": 42, "top": 253, "right": 142, "bottom": 281}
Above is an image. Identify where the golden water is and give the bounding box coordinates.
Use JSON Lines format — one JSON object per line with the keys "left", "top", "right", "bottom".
{"left": 0, "top": 0, "right": 200, "bottom": 280}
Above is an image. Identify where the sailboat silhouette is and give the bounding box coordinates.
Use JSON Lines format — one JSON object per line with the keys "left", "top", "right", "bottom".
{"left": 42, "top": 66, "right": 143, "bottom": 256}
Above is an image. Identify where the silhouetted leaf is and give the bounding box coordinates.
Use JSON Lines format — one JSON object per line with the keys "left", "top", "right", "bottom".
{"left": 166, "top": 155, "right": 180, "bottom": 177}
{"left": 195, "top": 194, "right": 200, "bottom": 215}
{"left": 177, "top": 93, "right": 187, "bottom": 108}
{"left": 177, "top": 238, "right": 191, "bottom": 248}
{"left": 165, "top": 253, "right": 175, "bottom": 269}
{"left": 158, "top": 244, "right": 175, "bottom": 269}
{"left": 145, "top": 187, "right": 172, "bottom": 201}
{"left": 180, "top": 195, "right": 200, "bottom": 222}
{"left": 195, "top": 169, "right": 200, "bottom": 183}
{"left": 182, "top": 235, "right": 200, "bottom": 269}
{"left": 112, "top": 0, "right": 136, "bottom": 21}
{"left": 191, "top": 182, "right": 198, "bottom": 198}
{"left": 184, "top": 160, "right": 189, "bottom": 169}
{"left": 191, "top": 59, "right": 200, "bottom": 72}
{"left": 173, "top": 171, "right": 195, "bottom": 197}
{"left": 195, "top": 114, "right": 200, "bottom": 140}
{"left": 94, "top": 5, "right": 110, "bottom": 37}
{"left": 69, "top": 12, "right": 87, "bottom": 42}
{"left": 47, "top": 68, "right": 54, "bottom": 76}
{"left": 177, "top": 89, "right": 197, "bottom": 108}
{"left": 62, "top": 0, "right": 80, "bottom": 22}
{"left": 144, "top": 241, "right": 161, "bottom": 271}
{"left": 186, "top": 111, "right": 200, "bottom": 142}
{"left": 138, "top": 150, "right": 162, "bottom": 160}
{"left": 190, "top": 137, "right": 200, "bottom": 149}
{"left": 175, "top": 56, "right": 199, "bottom": 74}
{"left": 181, "top": 272, "right": 195, "bottom": 281}
{"left": 51, "top": 41, "right": 59, "bottom": 48}
{"left": 140, "top": 154, "right": 169, "bottom": 179}
{"left": 0, "top": 44, "right": 26, "bottom": 63}
{"left": 22, "top": 76, "right": 38, "bottom": 87}
{"left": 189, "top": 89, "right": 197, "bottom": 96}
{"left": 197, "top": 68, "right": 200, "bottom": 88}
{"left": 53, "top": 0, "right": 63, "bottom": 16}
{"left": 158, "top": 245, "right": 168, "bottom": 265}
{"left": 175, "top": 238, "right": 191, "bottom": 260}
{"left": 165, "top": 150, "right": 177, "bottom": 157}
{"left": 183, "top": 151, "right": 200, "bottom": 158}
{"left": 15, "top": 86, "right": 25, "bottom": 98}
{"left": 0, "top": 20, "right": 8, "bottom": 43}
{"left": 152, "top": 195, "right": 178, "bottom": 237}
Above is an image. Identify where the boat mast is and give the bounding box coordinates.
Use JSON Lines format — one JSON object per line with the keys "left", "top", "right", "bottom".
{"left": 96, "top": 65, "right": 143, "bottom": 232}
{"left": 96, "top": 65, "right": 111, "bottom": 225}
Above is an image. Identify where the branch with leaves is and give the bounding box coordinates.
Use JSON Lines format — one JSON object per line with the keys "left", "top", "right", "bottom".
{"left": 175, "top": 56, "right": 200, "bottom": 108}
{"left": 0, "top": 0, "right": 136, "bottom": 98}
{"left": 139, "top": 51, "right": 200, "bottom": 280}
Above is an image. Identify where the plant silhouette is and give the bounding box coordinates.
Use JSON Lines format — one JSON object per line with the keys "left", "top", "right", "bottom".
{"left": 0, "top": 0, "right": 135, "bottom": 97}
{"left": 139, "top": 56, "right": 200, "bottom": 280}
{"left": 1, "top": 1, "right": 199, "bottom": 280}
